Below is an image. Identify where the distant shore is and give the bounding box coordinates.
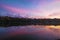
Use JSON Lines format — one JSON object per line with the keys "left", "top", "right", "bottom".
{"left": 0, "top": 16, "right": 60, "bottom": 27}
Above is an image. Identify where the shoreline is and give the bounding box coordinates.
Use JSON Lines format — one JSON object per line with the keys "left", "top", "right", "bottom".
{"left": 0, "top": 16, "right": 60, "bottom": 27}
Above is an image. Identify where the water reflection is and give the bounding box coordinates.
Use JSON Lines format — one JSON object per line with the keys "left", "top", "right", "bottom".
{"left": 0, "top": 25, "right": 60, "bottom": 40}
{"left": 46, "top": 25, "right": 60, "bottom": 39}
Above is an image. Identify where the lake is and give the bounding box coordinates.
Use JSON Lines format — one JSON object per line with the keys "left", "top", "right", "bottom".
{"left": 0, "top": 25, "right": 60, "bottom": 40}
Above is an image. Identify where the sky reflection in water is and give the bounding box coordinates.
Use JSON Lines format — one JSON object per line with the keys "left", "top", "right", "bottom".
{"left": 0, "top": 25, "right": 60, "bottom": 40}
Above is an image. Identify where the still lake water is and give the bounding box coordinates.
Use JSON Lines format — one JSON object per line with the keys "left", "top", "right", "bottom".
{"left": 0, "top": 25, "right": 60, "bottom": 40}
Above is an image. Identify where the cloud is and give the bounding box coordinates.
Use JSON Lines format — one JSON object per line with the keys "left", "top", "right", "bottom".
{"left": 1, "top": 4, "right": 42, "bottom": 18}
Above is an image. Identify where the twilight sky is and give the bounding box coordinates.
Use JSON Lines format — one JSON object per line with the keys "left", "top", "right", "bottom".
{"left": 0, "top": 0, "right": 60, "bottom": 18}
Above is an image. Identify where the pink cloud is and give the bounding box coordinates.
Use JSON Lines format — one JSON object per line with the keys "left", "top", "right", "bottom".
{"left": 48, "top": 13, "right": 60, "bottom": 17}
{"left": 1, "top": 5, "right": 29, "bottom": 14}
{"left": 1, "top": 5, "right": 41, "bottom": 16}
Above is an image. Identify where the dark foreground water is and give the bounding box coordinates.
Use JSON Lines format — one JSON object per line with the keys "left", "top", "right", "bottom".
{"left": 0, "top": 25, "right": 60, "bottom": 40}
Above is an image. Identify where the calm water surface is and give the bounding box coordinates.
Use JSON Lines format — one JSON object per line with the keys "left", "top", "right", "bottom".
{"left": 0, "top": 25, "right": 60, "bottom": 40}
